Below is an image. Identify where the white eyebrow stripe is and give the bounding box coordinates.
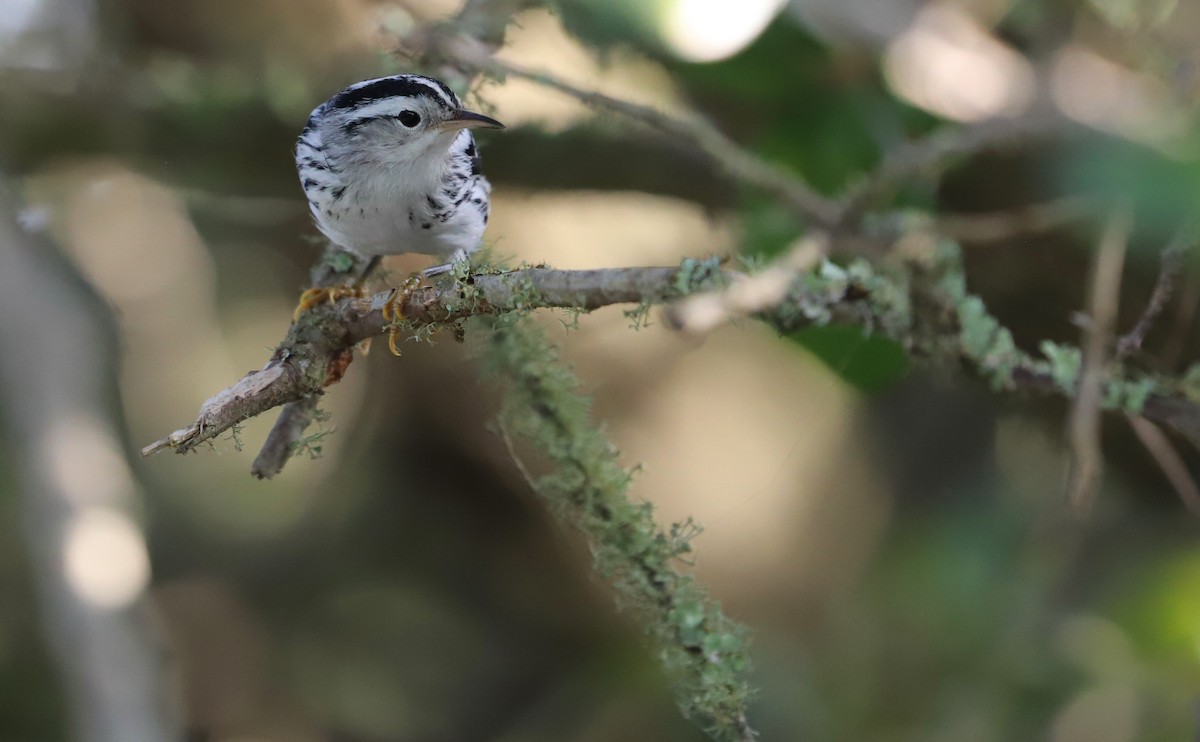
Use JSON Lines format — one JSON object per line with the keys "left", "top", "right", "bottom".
{"left": 340, "top": 97, "right": 413, "bottom": 122}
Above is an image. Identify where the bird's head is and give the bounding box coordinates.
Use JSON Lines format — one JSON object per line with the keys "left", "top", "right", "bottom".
{"left": 312, "top": 74, "right": 504, "bottom": 167}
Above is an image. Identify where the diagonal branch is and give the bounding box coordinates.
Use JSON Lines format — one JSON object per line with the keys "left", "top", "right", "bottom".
{"left": 1117, "top": 226, "right": 1196, "bottom": 360}
{"left": 141, "top": 266, "right": 707, "bottom": 459}
{"left": 412, "top": 18, "right": 1062, "bottom": 237}
{"left": 411, "top": 28, "right": 843, "bottom": 227}
{"left": 1128, "top": 415, "right": 1200, "bottom": 515}
{"left": 837, "top": 115, "right": 1061, "bottom": 223}
{"left": 487, "top": 316, "right": 756, "bottom": 740}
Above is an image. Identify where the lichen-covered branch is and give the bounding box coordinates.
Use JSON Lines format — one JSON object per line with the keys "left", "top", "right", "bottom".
{"left": 144, "top": 249, "right": 1200, "bottom": 467}
{"left": 485, "top": 314, "right": 756, "bottom": 741}
{"left": 767, "top": 240, "right": 1200, "bottom": 447}
{"left": 666, "top": 233, "right": 827, "bottom": 334}
{"left": 140, "top": 263, "right": 727, "bottom": 459}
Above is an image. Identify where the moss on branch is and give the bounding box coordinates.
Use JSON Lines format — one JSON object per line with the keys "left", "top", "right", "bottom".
{"left": 484, "top": 314, "right": 756, "bottom": 741}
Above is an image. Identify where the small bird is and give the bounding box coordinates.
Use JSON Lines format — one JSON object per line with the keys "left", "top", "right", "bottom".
{"left": 295, "top": 74, "right": 504, "bottom": 287}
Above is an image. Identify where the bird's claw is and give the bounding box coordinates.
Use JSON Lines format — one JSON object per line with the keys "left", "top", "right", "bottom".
{"left": 293, "top": 285, "right": 364, "bottom": 321}
{"left": 383, "top": 273, "right": 424, "bottom": 356}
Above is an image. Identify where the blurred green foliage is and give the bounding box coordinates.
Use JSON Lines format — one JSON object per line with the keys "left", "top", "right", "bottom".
{"left": 790, "top": 325, "right": 909, "bottom": 393}
{"left": 1061, "top": 134, "right": 1200, "bottom": 243}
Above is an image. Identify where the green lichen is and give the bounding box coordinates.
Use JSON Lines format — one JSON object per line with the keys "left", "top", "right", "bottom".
{"left": 504, "top": 269, "right": 544, "bottom": 313}
{"left": 291, "top": 427, "right": 335, "bottom": 460}
{"left": 673, "top": 256, "right": 727, "bottom": 297}
{"left": 624, "top": 301, "right": 654, "bottom": 330}
{"left": 483, "top": 315, "right": 755, "bottom": 741}
{"left": 326, "top": 250, "right": 358, "bottom": 274}
{"left": 559, "top": 306, "right": 585, "bottom": 331}
{"left": 1106, "top": 376, "right": 1157, "bottom": 414}
{"left": 1038, "top": 341, "right": 1082, "bottom": 395}
{"left": 957, "top": 296, "right": 1021, "bottom": 390}
{"left": 227, "top": 423, "right": 245, "bottom": 453}
{"left": 291, "top": 406, "right": 334, "bottom": 460}
{"left": 765, "top": 258, "right": 911, "bottom": 346}
{"left": 846, "top": 258, "right": 911, "bottom": 340}
{"left": 1181, "top": 363, "right": 1200, "bottom": 402}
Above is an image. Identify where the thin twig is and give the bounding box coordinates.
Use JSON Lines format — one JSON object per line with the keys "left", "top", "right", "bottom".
{"left": 412, "top": 17, "right": 1063, "bottom": 242}
{"left": 1163, "top": 274, "right": 1200, "bottom": 372}
{"left": 837, "top": 115, "right": 1060, "bottom": 223}
{"left": 1066, "top": 206, "right": 1132, "bottom": 515}
{"left": 414, "top": 30, "right": 843, "bottom": 227}
{"left": 932, "top": 197, "right": 1089, "bottom": 243}
{"left": 497, "top": 418, "right": 540, "bottom": 494}
{"left": 1116, "top": 228, "right": 1195, "bottom": 360}
{"left": 1128, "top": 415, "right": 1200, "bottom": 515}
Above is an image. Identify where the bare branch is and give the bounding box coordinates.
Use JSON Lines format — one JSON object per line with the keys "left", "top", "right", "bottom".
{"left": 1129, "top": 415, "right": 1200, "bottom": 515}
{"left": 1066, "top": 206, "right": 1132, "bottom": 515}
{"left": 1163, "top": 275, "right": 1200, "bottom": 371}
{"left": 838, "top": 115, "right": 1060, "bottom": 222}
{"left": 407, "top": 14, "right": 1066, "bottom": 245}
{"left": 1117, "top": 227, "right": 1196, "bottom": 360}
{"left": 933, "top": 197, "right": 1090, "bottom": 243}
{"left": 411, "top": 29, "right": 843, "bottom": 228}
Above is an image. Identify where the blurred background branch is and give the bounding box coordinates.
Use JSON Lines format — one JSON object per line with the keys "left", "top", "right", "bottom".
{"left": 0, "top": 180, "right": 179, "bottom": 741}
{"left": 1066, "top": 205, "right": 1131, "bottom": 514}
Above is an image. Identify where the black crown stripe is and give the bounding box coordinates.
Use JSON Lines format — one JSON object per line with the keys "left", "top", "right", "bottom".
{"left": 330, "top": 76, "right": 458, "bottom": 111}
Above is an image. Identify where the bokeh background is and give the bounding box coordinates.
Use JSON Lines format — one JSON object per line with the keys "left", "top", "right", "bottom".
{"left": 3, "top": 0, "right": 1200, "bottom": 740}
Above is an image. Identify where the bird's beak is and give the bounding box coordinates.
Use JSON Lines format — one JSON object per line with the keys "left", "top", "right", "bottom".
{"left": 440, "top": 109, "right": 505, "bottom": 131}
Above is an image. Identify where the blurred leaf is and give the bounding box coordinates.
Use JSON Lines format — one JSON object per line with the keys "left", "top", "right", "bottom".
{"left": 1086, "top": 0, "right": 1178, "bottom": 29}
{"left": 1111, "top": 548, "right": 1200, "bottom": 660}
{"left": 740, "top": 194, "right": 802, "bottom": 260}
{"left": 754, "top": 91, "right": 883, "bottom": 195}
{"left": 790, "top": 325, "right": 908, "bottom": 393}
{"left": 1059, "top": 134, "right": 1200, "bottom": 242}
{"left": 556, "top": 0, "right": 667, "bottom": 51}
{"left": 666, "top": 19, "right": 831, "bottom": 98}
{"left": 672, "top": 20, "right": 886, "bottom": 195}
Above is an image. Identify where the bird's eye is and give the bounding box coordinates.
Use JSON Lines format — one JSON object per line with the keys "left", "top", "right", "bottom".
{"left": 398, "top": 111, "right": 421, "bottom": 127}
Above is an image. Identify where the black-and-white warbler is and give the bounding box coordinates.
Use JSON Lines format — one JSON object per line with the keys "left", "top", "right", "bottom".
{"left": 296, "top": 74, "right": 504, "bottom": 280}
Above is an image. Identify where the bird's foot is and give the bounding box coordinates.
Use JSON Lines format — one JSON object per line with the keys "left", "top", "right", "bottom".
{"left": 383, "top": 273, "right": 424, "bottom": 356}
{"left": 293, "top": 285, "right": 365, "bottom": 321}
{"left": 423, "top": 248, "right": 471, "bottom": 278}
